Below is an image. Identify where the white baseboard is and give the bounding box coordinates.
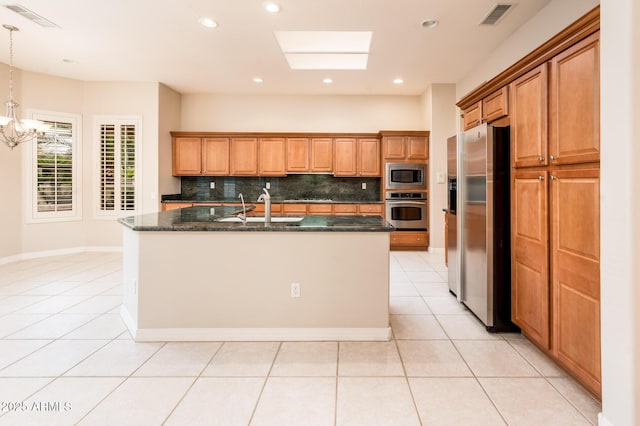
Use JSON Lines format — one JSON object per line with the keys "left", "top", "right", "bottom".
{"left": 428, "top": 247, "right": 445, "bottom": 254}
{"left": 0, "top": 246, "right": 122, "bottom": 265}
{"left": 598, "top": 412, "right": 613, "bottom": 426}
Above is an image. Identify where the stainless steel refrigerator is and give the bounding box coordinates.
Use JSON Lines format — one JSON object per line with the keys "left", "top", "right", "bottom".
{"left": 446, "top": 135, "right": 460, "bottom": 297}
{"left": 459, "top": 124, "right": 516, "bottom": 331}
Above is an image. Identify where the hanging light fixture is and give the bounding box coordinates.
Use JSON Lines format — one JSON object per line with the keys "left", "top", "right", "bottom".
{"left": 0, "top": 24, "right": 49, "bottom": 150}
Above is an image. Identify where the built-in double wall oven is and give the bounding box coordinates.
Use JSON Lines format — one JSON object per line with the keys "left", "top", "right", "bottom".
{"left": 385, "top": 162, "right": 428, "bottom": 230}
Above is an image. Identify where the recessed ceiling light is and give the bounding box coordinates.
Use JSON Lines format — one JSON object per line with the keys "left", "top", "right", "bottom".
{"left": 253, "top": 77, "right": 264, "bottom": 83}
{"left": 393, "top": 78, "right": 404, "bottom": 85}
{"left": 421, "top": 19, "right": 439, "bottom": 29}
{"left": 199, "top": 17, "right": 218, "bottom": 28}
{"left": 323, "top": 78, "right": 333, "bottom": 84}
{"left": 263, "top": 2, "right": 281, "bottom": 13}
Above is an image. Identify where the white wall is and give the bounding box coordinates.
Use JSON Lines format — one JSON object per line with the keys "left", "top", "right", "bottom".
{"left": 600, "top": 1, "right": 639, "bottom": 424}
{"left": 456, "top": 0, "right": 600, "bottom": 101}
{"left": 158, "top": 84, "right": 181, "bottom": 197}
{"left": 181, "top": 94, "right": 426, "bottom": 132}
{"left": 427, "top": 85, "right": 457, "bottom": 250}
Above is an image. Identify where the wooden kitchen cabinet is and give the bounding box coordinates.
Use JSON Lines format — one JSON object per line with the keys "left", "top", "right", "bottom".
{"left": 483, "top": 87, "right": 509, "bottom": 123}
{"left": 462, "top": 100, "right": 482, "bottom": 131}
{"left": 172, "top": 137, "right": 202, "bottom": 175}
{"left": 357, "top": 204, "right": 382, "bottom": 215}
{"left": 358, "top": 138, "right": 381, "bottom": 176}
{"left": 286, "top": 138, "right": 310, "bottom": 173}
{"left": 282, "top": 204, "right": 307, "bottom": 215}
{"left": 390, "top": 231, "right": 429, "bottom": 250}
{"left": 202, "top": 138, "right": 230, "bottom": 175}
{"left": 311, "top": 138, "right": 333, "bottom": 172}
{"left": 307, "top": 204, "right": 333, "bottom": 215}
{"left": 230, "top": 138, "right": 258, "bottom": 175}
{"left": 511, "top": 169, "right": 550, "bottom": 349}
{"left": 334, "top": 204, "right": 357, "bottom": 215}
{"left": 259, "top": 138, "right": 286, "bottom": 176}
{"left": 550, "top": 167, "right": 601, "bottom": 394}
{"left": 381, "top": 133, "right": 429, "bottom": 161}
{"left": 511, "top": 64, "right": 548, "bottom": 168}
{"left": 162, "top": 202, "right": 193, "bottom": 211}
{"left": 334, "top": 138, "right": 358, "bottom": 176}
{"left": 549, "top": 32, "right": 600, "bottom": 166}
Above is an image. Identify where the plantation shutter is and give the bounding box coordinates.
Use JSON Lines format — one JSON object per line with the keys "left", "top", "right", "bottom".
{"left": 36, "top": 121, "right": 74, "bottom": 213}
{"left": 96, "top": 118, "right": 138, "bottom": 215}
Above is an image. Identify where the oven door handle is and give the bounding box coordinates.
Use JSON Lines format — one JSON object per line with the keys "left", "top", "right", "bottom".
{"left": 386, "top": 201, "right": 427, "bottom": 205}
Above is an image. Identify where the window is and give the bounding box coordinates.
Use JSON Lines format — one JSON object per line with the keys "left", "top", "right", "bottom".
{"left": 24, "top": 111, "right": 82, "bottom": 223}
{"left": 94, "top": 117, "right": 141, "bottom": 217}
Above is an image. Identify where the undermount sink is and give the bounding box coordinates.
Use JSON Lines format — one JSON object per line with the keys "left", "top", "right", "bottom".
{"left": 216, "top": 216, "right": 304, "bottom": 223}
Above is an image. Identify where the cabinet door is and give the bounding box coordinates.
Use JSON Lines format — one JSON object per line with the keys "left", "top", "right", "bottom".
{"left": 307, "top": 204, "right": 333, "bottom": 215}
{"left": 483, "top": 87, "right": 509, "bottom": 123}
{"left": 511, "top": 64, "right": 548, "bottom": 168}
{"left": 334, "top": 204, "right": 357, "bottom": 215}
{"left": 230, "top": 138, "right": 258, "bottom": 175}
{"left": 358, "top": 138, "right": 381, "bottom": 176}
{"left": 511, "top": 170, "right": 550, "bottom": 348}
{"left": 172, "top": 137, "right": 202, "bottom": 175}
{"left": 310, "top": 138, "right": 333, "bottom": 172}
{"left": 407, "top": 136, "right": 428, "bottom": 161}
{"left": 334, "top": 138, "right": 357, "bottom": 176}
{"left": 382, "top": 137, "right": 405, "bottom": 160}
{"left": 549, "top": 32, "right": 600, "bottom": 166}
{"left": 357, "top": 204, "right": 382, "bottom": 216}
{"left": 202, "top": 138, "right": 230, "bottom": 175}
{"left": 259, "top": 138, "right": 286, "bottom": 176}
{"left": 550, "top": 168, "right": 601, "bottom": 396}
{"left": 286, "top": 138, "right": 310, "bottom": 173}
{"left": 462, "top": 101, "right": 482, "bottom": 130}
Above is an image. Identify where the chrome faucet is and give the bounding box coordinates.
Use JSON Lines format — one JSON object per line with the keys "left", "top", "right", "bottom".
{"left": 257, "top": 188, "right": 271, "bottom": 224}
{"left": 238, "top": 193, "right": 247, "bottom": 224}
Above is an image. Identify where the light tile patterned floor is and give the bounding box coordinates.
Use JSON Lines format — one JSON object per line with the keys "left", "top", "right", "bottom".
{"left": 0, "top": 251, "right": 601, "bottom": 425}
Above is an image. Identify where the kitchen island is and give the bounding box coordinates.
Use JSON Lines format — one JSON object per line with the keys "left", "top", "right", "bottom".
{"left": 119, "top": 206, "right": 393, "bottom": 342}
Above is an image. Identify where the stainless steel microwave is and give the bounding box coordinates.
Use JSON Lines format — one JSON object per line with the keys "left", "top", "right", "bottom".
{"left": 385, "top": 162, "right": 427, "bottom": 190}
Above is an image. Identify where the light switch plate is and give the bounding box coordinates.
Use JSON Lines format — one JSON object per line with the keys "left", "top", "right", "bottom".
{"left": 436, "top": 172, "right": 445, "bottom": 184}
{"left": 361, "top": 182, "right": 367, "bottom": 190}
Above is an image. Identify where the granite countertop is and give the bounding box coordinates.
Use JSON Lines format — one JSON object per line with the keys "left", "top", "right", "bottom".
{"left": 119, "top": 206, "right": 393, "bottom": 232}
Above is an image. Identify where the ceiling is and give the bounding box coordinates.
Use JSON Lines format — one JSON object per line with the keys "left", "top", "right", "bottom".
{"left": 0, "top": 0, "right": 552, "bottom": 96}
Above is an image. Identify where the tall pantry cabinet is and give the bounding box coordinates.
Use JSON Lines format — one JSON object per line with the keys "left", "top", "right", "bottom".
{"left": 511, "top": 30, "right": 600, "bottom": 396}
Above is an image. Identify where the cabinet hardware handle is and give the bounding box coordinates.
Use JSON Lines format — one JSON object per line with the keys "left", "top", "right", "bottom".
{"left": 550, "top": 155, "right": 556, "bottom": 160}
{"left": 538, "top": 176, "right": 544, "bottom": 181}
{"left": 538, "top": 156, "right": 545, "bottom": 161}
{"left": 550, "top": 175, "right": 557, "bottom": 180}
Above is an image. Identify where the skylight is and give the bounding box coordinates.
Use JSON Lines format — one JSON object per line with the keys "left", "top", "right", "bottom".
{"left": 274, "top": 31, "right": 372, "bottom": 70}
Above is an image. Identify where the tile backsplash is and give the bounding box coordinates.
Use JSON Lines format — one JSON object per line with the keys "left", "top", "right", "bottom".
{"left": 180, "top": 175, "right": 381, "bottom": 202}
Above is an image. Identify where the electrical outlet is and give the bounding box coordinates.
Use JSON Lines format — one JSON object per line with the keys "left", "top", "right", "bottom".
{"left": 361, "top": 182, "right": 367, "bottom": 190}
{"left": 290, "top": 282, "right": 301, "bottom": 298}
{"left": 210, "top": 181, "right": 215, "bottom": 189}
{"left": 266, "top": 182, "right": 271, "bottom": 189}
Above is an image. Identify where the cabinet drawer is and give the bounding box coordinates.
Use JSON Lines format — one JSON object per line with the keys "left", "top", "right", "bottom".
{"left": 334, "top": 204, "right": 357, "bottom": 215}
{"left": 358, "top": 204, "right": 382, "bottom": 215}
{"left": 390, "top": 231, "right": 429, "bottom": 247}
{"left": 283, "top": 204, "right": 306, "bottom": 215}
{"left": 307, "top": 204, "right": 333, "bottom": 215}
{"left": 162, "top": 203, "right": 193, "bottom": 211}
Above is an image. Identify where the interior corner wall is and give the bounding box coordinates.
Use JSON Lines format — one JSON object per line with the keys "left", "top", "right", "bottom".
{"left": 0, "top": 63, "right": 22, "bottom": 258}
{"left": 456, "top": 0, "right": 600, "bottom": 101}
{"left": 158, "top": 84, "right": 182, "bottom": 198}
{"left": 600, "top": 1, "right": 639, "bottom": 424}
{"left": 427, "top": 84, "right": 457, "bottom": 250}
{"left": 180, "top": 94, "right": 426, "bottom": 132}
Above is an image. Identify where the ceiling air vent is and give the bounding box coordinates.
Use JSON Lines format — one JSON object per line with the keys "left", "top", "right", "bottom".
{"left": 480, "top": 3, "right": 514, "bottom": 26}
{"left": 4, "top": 4, "right": 59, "bottom": 28}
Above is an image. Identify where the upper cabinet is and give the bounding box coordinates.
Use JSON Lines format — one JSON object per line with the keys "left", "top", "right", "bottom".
{"left": 259, "top": 138, "right": 286, "bottom": 176}
{"left": 381, "top": 132, "right": 429, "bottom": 161}
{"left": 286, "top": 138, "right": 310, "bottom": 173}
{"left": 511, "top": 64, "right": 549, "bottom": 168}
{"left": 202, "top": 138, "right": 230, "bottom": 175}
{"left": 334, "top": 137, "right": 381, "bottom": 177}
{"left": 311, "top": 138, "right": 333, "bottom": 172}
{"left": 230, "top": 138, "right": 258, "bottom": 175}
{"left": 172, "top": 137, "right": 202, "bottom": 176}
{"left": 462, "top": 101, "right": 482, "bottom": 131}
{"left": 549, "top": 32, "right": 600, "bottom": 166}
{"left": 483, "top": 87, "right": 509, "bottom": 123}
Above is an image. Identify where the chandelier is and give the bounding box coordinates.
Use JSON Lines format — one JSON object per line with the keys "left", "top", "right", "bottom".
{"left": 0, "top": 24, "right": 49, "bottom": 150}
